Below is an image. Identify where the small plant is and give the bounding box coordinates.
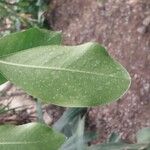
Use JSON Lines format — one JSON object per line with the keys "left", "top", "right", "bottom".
{"left": 0, "top": 0, "right": 47, "bottom": 36}
{"left": 0, "top": 27, "right": 149, "bottom": 150}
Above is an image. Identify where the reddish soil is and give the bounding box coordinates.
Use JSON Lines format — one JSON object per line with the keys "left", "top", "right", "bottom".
{"left": 47, "top": 0, "right": 150, "bottom": 143}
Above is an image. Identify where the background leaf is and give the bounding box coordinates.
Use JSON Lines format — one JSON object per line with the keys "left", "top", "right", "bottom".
{"left": 137, "top": 127, "right": 150, "bottom": 143}
{"left": 0, "top": 27, "right": 62, "bottom": 84}
{"left": 0, "top": 41, "right": 131, "bottom": 107}
{"left": 0, "top": 122, "right": 65, "bottom": 150}
{"left": 54, "top": 108, "right": 97, "bottom": 150}
{"left": 106, "top": 133, "right": 122, "bottom": 143}
{"left": 53, "top": 108, "right": 87, "bottom": 135}
{"left": 86, "top": 128, "right": 150, "bottom": 150}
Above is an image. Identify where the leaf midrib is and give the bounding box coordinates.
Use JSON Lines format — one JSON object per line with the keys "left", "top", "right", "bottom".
{"left": 0, "top": 60, "right": 122, "bottom": 78}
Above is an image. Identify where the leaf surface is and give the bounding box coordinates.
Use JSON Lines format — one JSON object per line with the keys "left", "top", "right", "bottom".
{"left": 0, "top": 27, "right": 61, "bottom": 84}
{"left": 0, "top": 123, "right": 65, "bottom": 150}
{"left": 0, "top": 41, "right": 131, "bottom": 107}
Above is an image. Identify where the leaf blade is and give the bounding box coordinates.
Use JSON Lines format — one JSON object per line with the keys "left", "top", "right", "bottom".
{"left": 0, "top": 42, "right": 131, "bottom": 107}
{"left": 0, "top": 27, "right": 62, "bottom": 84}
{"left": 0, "top": 123, "right": 65, "bottom": 150}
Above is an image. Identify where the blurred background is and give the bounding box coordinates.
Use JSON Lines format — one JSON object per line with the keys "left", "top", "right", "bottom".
{"left": 0, "top": 0, "right": 149, "bottom": 144}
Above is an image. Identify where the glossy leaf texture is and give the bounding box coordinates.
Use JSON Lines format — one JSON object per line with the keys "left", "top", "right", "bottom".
{"left": 0, "top": 27, "right": 62, "bottom": 84}
{"left": 0, "top": 123, "right": 65, "bottom": 150}
{"left": 0, "top": 41, "right": 131, "bottom": 107}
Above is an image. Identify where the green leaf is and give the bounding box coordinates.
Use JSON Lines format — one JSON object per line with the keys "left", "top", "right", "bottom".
{"left": 107, "top": 133, "right": 122, "bottom": 143}
{"left": 0, "top": 42, "right": 131, "bottom": 107}
{"left": 53, "top": 108, "right": 87, "bottom": 135}
{"left": 0, "top": 122, "right": 65, "bottom": 150}
{"left": 137, "top": 128, "right": 150, "bottom": 143}
{"left": 54, "top": 108, "right": 96, "bottom": 150}
{"left": 61, "top": 116, "right": 86, "bottom": 150}
{"left": 0, "top": 74, "right": 6, "bottom": 84}
{"left": 0, "top": 4, "right": 9, "bottom": 17}
{"left": 0, "top": 27, "right": 62, "bottom": 84}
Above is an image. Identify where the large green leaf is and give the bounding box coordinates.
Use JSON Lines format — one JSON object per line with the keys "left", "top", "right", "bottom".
{"left": 0, "top": 27, "right": 62, "bottom": 84}
{"left": 0, "top": 123, "right": 65, "bottom": 150}
{"left": 0, "top": 42, "right": 131, "bottom": 107}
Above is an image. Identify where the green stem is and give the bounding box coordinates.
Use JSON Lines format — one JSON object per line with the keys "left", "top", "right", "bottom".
{"left": 35, "top": 99, "right": 44, "bottom": 123}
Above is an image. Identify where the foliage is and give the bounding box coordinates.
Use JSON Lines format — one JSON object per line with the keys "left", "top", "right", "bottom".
{"left": 0, "top": 28, "right": 130, "bottom": 107}
{"left": 0, "top": 27, "right": 148, "bottom": 150}
{"left": 0, "top": 0, "right": 47, "bottom": 36}
{"left": 53, "top": 108, "right": 150, "bottom": 150}
{"left": 0, "top": 27, "right": 61, "bottom": 84}
{"left": 87, "top": 128, "right": 150, "bottom": 150}
{"left": 0, "top": 122, "right": 65, "bottom": 150}
{"left": 54, "top": 108, "right": 97, "bottom": 150}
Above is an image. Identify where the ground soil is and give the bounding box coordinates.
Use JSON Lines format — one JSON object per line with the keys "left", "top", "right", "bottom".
{"left": 0, "top": 83, "right": 64, "bottom": 125}
{"left": 46, "top": 0, "right": 150, "bottom": 143}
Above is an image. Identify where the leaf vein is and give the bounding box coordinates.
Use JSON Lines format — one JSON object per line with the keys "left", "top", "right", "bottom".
{"left": 0, "top": 60, "right": 119, "bottom": 78}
